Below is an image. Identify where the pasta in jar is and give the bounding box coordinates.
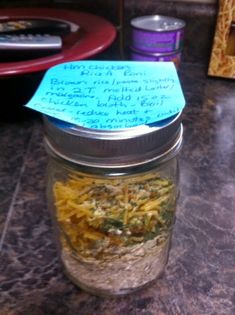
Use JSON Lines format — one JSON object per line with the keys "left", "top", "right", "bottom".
{"left": 44, "top": 111, "right": 182, "bottom": 296}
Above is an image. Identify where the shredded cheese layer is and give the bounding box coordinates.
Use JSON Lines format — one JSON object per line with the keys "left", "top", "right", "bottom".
{"left": 54, "top": 172, "right": 176, "bottom": 258}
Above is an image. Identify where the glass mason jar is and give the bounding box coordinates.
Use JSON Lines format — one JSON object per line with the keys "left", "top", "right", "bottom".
{"left": 44, "top": 113, "right": 183, "bottom": 296}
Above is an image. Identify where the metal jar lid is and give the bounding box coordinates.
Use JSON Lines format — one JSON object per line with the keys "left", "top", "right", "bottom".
{"left": 43, "top": 112, "right": 183, "bottom": 168}
{"left": 131, "top": 15, "right": 185, "bottom": 32}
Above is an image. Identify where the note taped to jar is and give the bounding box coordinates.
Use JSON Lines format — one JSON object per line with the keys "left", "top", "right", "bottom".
{"left": 25, "top": 61, "right": 185, "bottom": 130}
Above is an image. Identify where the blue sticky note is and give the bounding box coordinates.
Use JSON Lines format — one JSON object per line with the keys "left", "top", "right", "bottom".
{"left": 25, "top": 61, "right": 185, "bottom": 130}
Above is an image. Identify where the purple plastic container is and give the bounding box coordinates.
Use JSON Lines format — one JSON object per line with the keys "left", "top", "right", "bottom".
{"left": 130, "top": 46, "right": 182, "bottom": 69}
{"left": 131, "top": 15, "right": 185, "bottom": 53}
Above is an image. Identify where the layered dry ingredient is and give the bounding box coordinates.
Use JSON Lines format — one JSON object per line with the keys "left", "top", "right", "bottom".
{"left": 53, "top": 172, "right": 176, "bottom": 294}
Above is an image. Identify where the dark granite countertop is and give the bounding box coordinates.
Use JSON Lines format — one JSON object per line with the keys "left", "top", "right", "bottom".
{"left": 0, "top": 62, "right": 235, "bottom": 315}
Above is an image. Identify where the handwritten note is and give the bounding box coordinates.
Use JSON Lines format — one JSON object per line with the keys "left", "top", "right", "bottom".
{"left": 25, "top": 61, "right": 185, "bottom": 130}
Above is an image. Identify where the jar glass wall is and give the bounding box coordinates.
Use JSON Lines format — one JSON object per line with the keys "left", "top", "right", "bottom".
{"left": 46, "top": 154, "right": 179, "bottom": 296}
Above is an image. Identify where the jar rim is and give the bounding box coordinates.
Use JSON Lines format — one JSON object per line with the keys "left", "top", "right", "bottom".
{"left": 45, "top": 127, "right": 182, "bottom": 173}
{"left": 44, "top": 112, "right": 183, "bottom": 168}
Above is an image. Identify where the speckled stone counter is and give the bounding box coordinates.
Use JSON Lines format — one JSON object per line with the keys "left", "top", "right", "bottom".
{"left": 0, "top": 63, "right": 235, "bottom": 315}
